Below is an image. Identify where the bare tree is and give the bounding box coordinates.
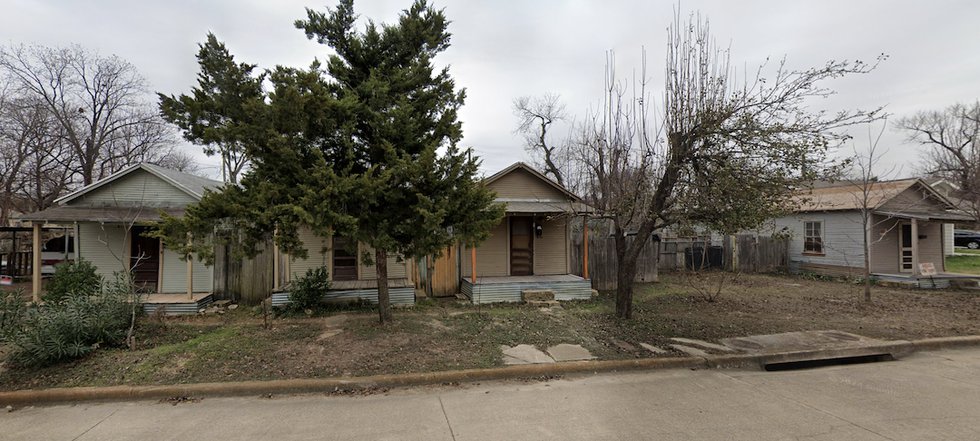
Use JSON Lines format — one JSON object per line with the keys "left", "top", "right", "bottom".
{"left": 845, "top": 122, "right": 898, "bottom": 302}
{"left": 897, "top": 101, "right": 980, "bottom": 219}
{"left": 0, "top": 44, "right": 179, "bottom": 186}
{"left": 572, "top": 12, "right": 883, "bottom": 318}
{"left": 513, "top": 93, "right": 569, "bottom": 186}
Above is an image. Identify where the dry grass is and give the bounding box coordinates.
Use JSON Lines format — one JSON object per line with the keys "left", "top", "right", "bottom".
{"left": 1, "top": 272, "right": 977, "bottom": 391}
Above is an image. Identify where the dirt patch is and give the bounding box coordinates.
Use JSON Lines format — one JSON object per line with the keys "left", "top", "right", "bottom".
{"left": 1, "top": 273, "right": 977, "bottom": 390}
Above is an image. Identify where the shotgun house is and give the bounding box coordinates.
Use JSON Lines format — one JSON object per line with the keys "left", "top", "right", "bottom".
{"left": 461, "top": 162, "right": 593, "bottom": 303}
{"left": 17, "top": 163, "right": 221, "bottom": 313}
{"left": 775, "top": 178, "right": 975, "bottom": 287}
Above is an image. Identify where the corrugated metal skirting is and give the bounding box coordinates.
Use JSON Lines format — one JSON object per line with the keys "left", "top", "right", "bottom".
{"left": 271, "top": 287, "right": 416, "bottom": 307}
{"left": 461, "top": 278, "right": 593, "bottom": 304}
{"left": 142, "top": 295, "right": 214, "bottom": 316}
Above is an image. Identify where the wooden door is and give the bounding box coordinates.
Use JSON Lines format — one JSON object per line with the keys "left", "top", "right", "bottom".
{"left": 899, "top": 223, "right": 913, "bottom": 273}
{"left": 510, "top": 217, "right": 534, "bottom": 276}
{"left": 332, "top": 236, "right": 358, "bottom": 281}
{"left": 130, "top": 226, "right": 160, "bottom": 293}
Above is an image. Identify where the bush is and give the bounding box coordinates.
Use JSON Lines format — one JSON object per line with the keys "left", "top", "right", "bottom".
{"left": 2, "top": 289, "right": 131, "bottom": 367}
{"left": 289, "top": 267, "right": 331, "bottom": 311}
{"left": 44, "top": 259, "right": 103, "bottom": 304}
{"left": 0, "top": 289, "right": 26, "bottom": 339}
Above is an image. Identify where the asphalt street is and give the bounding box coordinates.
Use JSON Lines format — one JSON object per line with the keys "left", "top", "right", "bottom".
{"left": 3, "top": 347, "right": 979, "bottom": 440}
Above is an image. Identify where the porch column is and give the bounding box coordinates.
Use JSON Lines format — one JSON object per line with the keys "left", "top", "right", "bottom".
{"left": 186, "top": 233, "right": 194, "bottom": 299}
{"left": 31, "top": 222, "right": 41, "bottom": 303}
{"left": 272, "top": 229, "right": 281, "bottom": 291}
{"left": 583, "top": 217, "right": 590, "bottom": 279}
{"left": 470, "top": 246, "right": 477, "bottom": 283}
{"left": 911, "top": 219, "right": 919, "bottom": 276}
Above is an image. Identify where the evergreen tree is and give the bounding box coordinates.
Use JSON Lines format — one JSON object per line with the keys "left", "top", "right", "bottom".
{"left": 159, "top": 34, "right": 264, "bottom": 184}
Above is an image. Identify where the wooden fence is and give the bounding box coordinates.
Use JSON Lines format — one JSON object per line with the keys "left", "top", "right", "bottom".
{"left": 212, "top": 241, "right": 276, "bottom": 305}
{"left": 571, "top": 234, "right": 789, "bottom": 290}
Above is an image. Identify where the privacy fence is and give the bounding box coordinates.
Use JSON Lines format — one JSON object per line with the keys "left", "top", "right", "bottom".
{"left": 571, "top": 233, "right": 789, "bottom": 290}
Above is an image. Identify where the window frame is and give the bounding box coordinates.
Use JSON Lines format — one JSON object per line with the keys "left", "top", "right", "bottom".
{"left": 803, "top": 220, "right": 825, "bottom": 255}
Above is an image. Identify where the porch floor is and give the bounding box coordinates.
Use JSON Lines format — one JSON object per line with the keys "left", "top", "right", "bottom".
{"left": 143, "top": 292, "right": 212, "bottom": 303}
{"left": 328, "top": 278, "right": 413, "bottom": 290}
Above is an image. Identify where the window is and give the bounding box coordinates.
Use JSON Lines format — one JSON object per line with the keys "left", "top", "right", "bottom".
{"left": 803, "top": 221, "right": 823, "bottom": 254}
{"left": 332, "top": 236, "right": 358, "bottom": 281}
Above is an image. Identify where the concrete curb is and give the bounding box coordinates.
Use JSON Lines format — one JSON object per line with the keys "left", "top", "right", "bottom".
{"left": 2, "top": 335, "right": 979, "bottom": 407}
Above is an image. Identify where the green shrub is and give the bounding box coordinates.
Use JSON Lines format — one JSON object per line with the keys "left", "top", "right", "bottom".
{"left": 289, "top": 267, "right": 331, "bottom": 311}
{"left": 0, "top": 289, "right": 26, "bottom": 340}
{"left": 3, "top": 290, "right": 131, "bottom": 367}
{"left": 44, "top": 259, "right": 103, "bottom": 304}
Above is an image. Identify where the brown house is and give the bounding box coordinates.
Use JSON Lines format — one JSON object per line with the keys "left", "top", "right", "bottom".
{"left": 461, "top": 162, "right": 592, "bottom": 303}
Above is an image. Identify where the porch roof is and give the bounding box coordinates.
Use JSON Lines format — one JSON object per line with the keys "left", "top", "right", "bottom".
{"left": 498, "top": 198, "right": 592, "bottom": 214}
{"left": 872, "top": 210, "right": 974, "bottom": 222}
{"left": 14, "top": 205, "right": 185, "bottom": 223}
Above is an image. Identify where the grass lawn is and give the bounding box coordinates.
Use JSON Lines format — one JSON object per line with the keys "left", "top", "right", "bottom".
{"left": 1, "top": 272, "right": 978, "bottom": 391}
{"left": 946, "top": 254, "right": 980, "bottom": 274}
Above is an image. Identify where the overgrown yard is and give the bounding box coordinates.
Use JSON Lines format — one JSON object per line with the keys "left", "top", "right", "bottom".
{"left": 1, "top": 273, "right": 978, "bottom": 391}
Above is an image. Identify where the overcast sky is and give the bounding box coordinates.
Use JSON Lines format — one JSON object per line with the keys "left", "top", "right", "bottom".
{"left": 4, "top": 0, "right": 979, "bottom": 179}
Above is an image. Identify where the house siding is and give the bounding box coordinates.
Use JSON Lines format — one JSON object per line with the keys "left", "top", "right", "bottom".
{"left": 487, "top": 168, "right": 568, "bottom": 200}
{"left": 533, "top": 217, "right": 567, "bottom": 275}
{"left": 462, "top": 221, "right": 509, "bottom": 277}
{"left": 290, "top": 228, "right": 330, "bottom": 281}
{"left": 944, "top": 223, "right": 955, "bottom": 256}
{"left": 870, "top": 215, "right": 902, "bottom": 274}
{"left": 878, "top": 186, "right": 949, "bottom": 214}
{"left": 918, "top": 221, "right": 944, "bottom": 272}
{"left": 71, "top": 169, "right": 196, "bottom": 208}
{"left": 160, "top": 247, "right": 214, "bottom": 293}
{"left": 78, "top": 222, "right": 129, "bottom": 282}
{"left": 287, "top": 228, "right": 408, "bottom": 282}
{"left": 774, "top": 211, "right": 865, "bottom": 275}
{"left": 358, "top": 243, "right": 408, "bottom": 280}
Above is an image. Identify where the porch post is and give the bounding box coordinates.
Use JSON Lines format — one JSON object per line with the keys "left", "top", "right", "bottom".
{"left": 272, "top": 229, "right": 281, "bottom": 291}
{"left": 470, "top": 246, "right": 477, "bottom": 283}
{"left": 31, "top": 222, "right": 41, "bottom": 303}
{"left": 911, "top": 219, "right": 919, "bottom": 276}
{"left": 186, "top": 233, "right": 194, "bottom": 299}
{"left": 583, "top": 217, "right": 590, "bottom": 279}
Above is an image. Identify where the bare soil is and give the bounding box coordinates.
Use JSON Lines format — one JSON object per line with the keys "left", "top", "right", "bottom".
{"left": 1, "top": 273, "right": 977, "bottom": 391}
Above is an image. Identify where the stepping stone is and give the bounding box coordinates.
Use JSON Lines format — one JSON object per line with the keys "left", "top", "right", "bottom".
{"left": 610, "top": 338, "right": 637, "bottom": 352}
{"left": 638, "top": 343, "right": 668, "bottom": 355}
{"left": 546, "top": 344, "right": 596, "bottom": 362}
{"left": 669, "top": 344, "right": 711, "bottom": 357}
{"left": 501, "top": 344, "right": 556, "bottom": 365}
{"left": 670, "top": 337, "right": 737, "bottom": 353}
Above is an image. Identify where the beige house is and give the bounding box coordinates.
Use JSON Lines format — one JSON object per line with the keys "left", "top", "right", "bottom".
{"left": 774, "top": 178, "right": 973, "bottom": 287}
{"left": 270, "top": 228, "right": 415, "bottom": 306}
{"left": 18, "top": 163, "right": 221, "bottom": 313}
{"left": 462, "top": 162, "right": 592, "bottom": 303}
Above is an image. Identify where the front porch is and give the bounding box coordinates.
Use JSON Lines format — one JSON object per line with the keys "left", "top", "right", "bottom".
{"left": 872, "top": 272, "right": 980, "bottom": 289}
{"left": 270, "top": 277, "right": 416, "bottom": 307}
{"left": 461, "top": 274, "right": 593, "bottom": 304}
{"left": 142, "top": 292, "right": 214, "bottom": 315}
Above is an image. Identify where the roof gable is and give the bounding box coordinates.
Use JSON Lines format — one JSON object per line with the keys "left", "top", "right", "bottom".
{"left": 57, "top": 164, "right": 222, "bottom": 208}
{"left": 484, "top": 162, "right": 582, "bottom": 202}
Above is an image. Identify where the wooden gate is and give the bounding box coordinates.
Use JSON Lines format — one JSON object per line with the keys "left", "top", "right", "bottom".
{"left": 416, "top": 245, "right": 458, "bottom": 297}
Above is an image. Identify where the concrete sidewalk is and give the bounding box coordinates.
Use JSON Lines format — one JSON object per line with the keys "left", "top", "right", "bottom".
{"left": 3, "top": 347, "right": 980, "bottom": 440}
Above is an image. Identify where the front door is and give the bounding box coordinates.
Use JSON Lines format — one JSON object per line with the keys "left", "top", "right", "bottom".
{"left": 899, "top": 223, "right": 914, "bottom": 273}
{"left": 130, "top": 226, "right": 160, "bottom": 293}
{"left": 510, "top": 217, "right": 533, "bottom": 276}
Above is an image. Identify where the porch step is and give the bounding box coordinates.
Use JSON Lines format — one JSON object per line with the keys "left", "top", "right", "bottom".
{"left": 522, "top": 289, "right": 555, "bottom": 302}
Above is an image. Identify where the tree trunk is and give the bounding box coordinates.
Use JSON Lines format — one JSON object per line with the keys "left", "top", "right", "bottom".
{"left": 613, "top": 226, "right": 639, "bottom": 319}
{"left": 375, "top": 248, "right": 392, "bottom": 323}
{"left": 863, "top": 216, "right": 872, "bottom": 302}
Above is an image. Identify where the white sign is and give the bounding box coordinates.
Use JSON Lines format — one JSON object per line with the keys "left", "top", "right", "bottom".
{"left": 0, "top": 275, "right": 12, "bottom": 286}
{"left": 919, "top": 262, "right": 937, "bottom": 276}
